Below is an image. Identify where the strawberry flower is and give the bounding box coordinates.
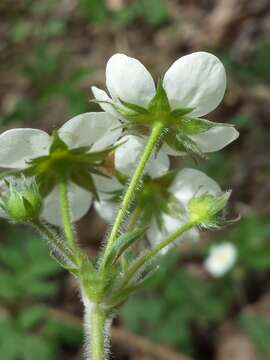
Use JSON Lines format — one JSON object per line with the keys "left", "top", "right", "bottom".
{"left": 94, "top": 135, "right": 224, "bottom": 251}
{"left": 92, "top": 52, "right": 239, "bottom": 156}
{"left": 0, "top": 112, "right": 121, "bottom": 226}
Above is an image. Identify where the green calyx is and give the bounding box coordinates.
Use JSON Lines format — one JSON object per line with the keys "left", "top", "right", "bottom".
{"left": 136, "top": 172, "right": 184, "bottom": 228}
{"left": 188, "top": 190, "right": 232, "bottom": 228}
{"left": 25, "top": 131, "right": 117, "bottom": 198}
{"left": 104, "top": 170, "right": 185, "bottom": 230}
{"left": 107, "top": 81, "right": 235, "bottom": 158}
{"left": 0, "top": 177, "right": 42, "bottom": 222}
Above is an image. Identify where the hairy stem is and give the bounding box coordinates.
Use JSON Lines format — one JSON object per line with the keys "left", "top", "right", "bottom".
{"left": 58, "top": 175, "right": 76, "bottom": 250}
{"left": 122, "top": 221, "right": 195, "bottom": 287}
{"left": 85, "top": 303, "right": 107, "bottom": 360}
{"left": 102, "top": 121, "right": 164, "bottom": 266}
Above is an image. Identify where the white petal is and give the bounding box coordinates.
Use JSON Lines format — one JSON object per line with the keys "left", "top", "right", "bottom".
{"left": 106, "top": 53, "right": 156, "bottom": 108}
{"left": 41, "top": 182, "right": 92, "bottom": 226}
{"left": 0, "top": 128, "right": 50, "bottom": 169}
{"left": 147, "top": 214, "right": 199, "bottom": 254}
{"left": 190, "top": 126, "right": 239, "bottom": 153}
{"left": 94, "top": 199, "right": 117, "bottom": 223}
{"left": 115, "top": 135, "right": 169, "bottom": 178}
{"left": 59, "top": 112, "right": 122, "bottom": 151}
{"left": 169, "top": 168, "right": 221, "bottom": 206}
{"left": 161, "top": 142, "right": 187, "bottom": 156}
{"left": 91, "top": 86, "right": 120, "bottom": 118}
{"left": 93, "top": 174, "right": 123, "bottom": 201}
{"left": 163, "top": 52, "right": 226, "bottom": 117}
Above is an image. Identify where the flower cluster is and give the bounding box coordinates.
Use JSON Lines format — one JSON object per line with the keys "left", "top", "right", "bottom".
{"left": 0, "top": 51, "right": 239, "bottom": 258}
{"left": 0, "top": 51, "right": 240, "bottom": 360}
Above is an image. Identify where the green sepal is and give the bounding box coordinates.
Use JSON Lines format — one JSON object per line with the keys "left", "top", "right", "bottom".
{"left": 112, "top": 100, "right": 150, "bottom": 123}
{"left": 103, "top": 227, "right": 147, "bottom": 268}
{"left": 70, "top": 170, "right": 98, "bottom": 198}
{"left": 136, "top": 172, "right": 184, "bottom": 230}
{"left": 73, "top": 144, "right": 118, "bottom": 165}
{"left": 49, "top": 130, "right": 68, "bottom": 154}
{"left": 170, "top": 107, "right": 194, "bottom": 118}
{"left": 115, "top": 169, "right": 129, "bottom": 186}
{"left": 148, "top": 81, "right": 170, "bottom": 113}
{"left": 188, "top": 190, "right": 232, "bottom": 228}
{"left": 36, "top": 174, "right": 56, "bottom": 197}
{"left": 180, "top": 117, "right": 235, "bottom": 136}
{"left": 175, "top": 133, "right": 207, "bottom": 159}
{"left": 119, "top": 99, "right": 149, "bottom": 115}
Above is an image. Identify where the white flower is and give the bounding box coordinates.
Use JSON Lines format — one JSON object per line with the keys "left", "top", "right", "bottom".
{"left": 147, "top": 168, "right": 221, "bottom": 250}
{"left": 115, "top": 135, "right": 170, "bottom": 178}
{"left": 0, "top": 112, "right": 121, "bottom": 226}
{"left": 92, "top": 52, "right": 239, "bottom": 154}
{"left": 205, "top": 242, "right": 237, "bottom": 277}
{"left": 94, "top": 146, "right": 222, "bottom": 252}
{"left": 93, "top": 134, "right": 170, "bottom": 222}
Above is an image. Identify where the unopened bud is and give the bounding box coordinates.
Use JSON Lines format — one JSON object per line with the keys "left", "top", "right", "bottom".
{"left": 0, "top": 176, "right": 42, "bottom": 222}
{"left": 188, "top": 190, "right": 231, "bottom": 228}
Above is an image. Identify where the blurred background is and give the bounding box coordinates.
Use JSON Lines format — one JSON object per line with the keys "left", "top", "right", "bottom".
{"left": 1, "top": 0, "right": 270, "bottom": 359}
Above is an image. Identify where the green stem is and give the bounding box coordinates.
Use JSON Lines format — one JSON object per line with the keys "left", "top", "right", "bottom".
{"left": 102, "top": 121, "right": 164, "bottom": 266}
{"left": 58, "top": 176, "right": 76, "bottom": 250}
{"left": 122, "top": 221, "right": 195, "bottom": 287}
{"left": 89, "top": 305, "right": 106, "bottom": 360}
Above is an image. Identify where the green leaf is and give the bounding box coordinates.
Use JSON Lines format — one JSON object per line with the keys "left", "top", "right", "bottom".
{"left": 103, "top": 227, "right": 147, "bottom": 268}
{"left": 22, "top": 334, "right": 55, "bottom": 360}
{"left": 18, "top": 305, "right": 48, "bottom": 330}
{"left": 240, "top": 314, "right": 270, "bottom": 357}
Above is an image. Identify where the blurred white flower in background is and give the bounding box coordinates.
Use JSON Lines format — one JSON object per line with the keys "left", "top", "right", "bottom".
{"left": 205, "top": 242, "right": 237, "bottom": 277}
{"left": 92, "top": 52, "right": 239, "bottom": 155}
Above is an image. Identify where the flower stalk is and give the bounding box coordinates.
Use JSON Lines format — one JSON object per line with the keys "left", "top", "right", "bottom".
{"left": 122, "top": 221, "right": 195, "bottom": 287}
{"left": 58, "top": 175, "right": 77, "bottom": 251}
{"left": 101, "top": 121, "right": 164, "bottom": 266}
{"left": 86, "top": 304, "right": 107, "bottom": 360}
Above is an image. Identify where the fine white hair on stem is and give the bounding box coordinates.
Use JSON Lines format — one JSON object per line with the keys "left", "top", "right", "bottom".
{"left": 83, "top": 297, "right": 113, "bottom": 360}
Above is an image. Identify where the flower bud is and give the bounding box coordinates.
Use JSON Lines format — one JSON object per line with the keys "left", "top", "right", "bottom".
{"left": 187, "top": 190, "right": 231, "bottom": 228}
{"left": 0, "top": 177, "right": 42, "bottom": 222}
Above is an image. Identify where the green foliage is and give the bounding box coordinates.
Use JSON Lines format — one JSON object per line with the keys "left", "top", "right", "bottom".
{"left": 240, "top": 314, "right": 270, "bottom": 357}
{"left": 217, "top": 41, "right": 270, "bottom": 85}
{"left": 79, "top": 0, "right": 170, "bottom": 26}
{"left": 0, "top": 46, "right": 91, "bottom": 126}
{"left": 121, "top": 253, "right": 228, "bottom": 355}
{"left": 0, "top": 230, "right": 83, "bottom": 359}
{"left": 0, "top": 233, "right": 61, "bottom": 302}
{"left": 114, "top": 0, "right": 170, "bottom": 26}
{"left": 230, "top": 216, "right": 270, "bottom": 270}
{"left": 79, "top": 0, "right": 108, "bottom": 23}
